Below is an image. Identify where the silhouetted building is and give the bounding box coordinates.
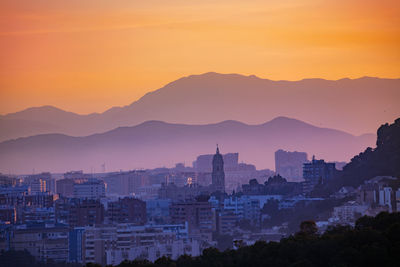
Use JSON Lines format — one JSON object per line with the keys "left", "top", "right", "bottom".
{"left": 158, "top": 183, "right": 212, "bottom": 202}
{"left": 212, "top": 146, "right": 225, "bottom": 193}
{"left": 56, "top": 178, "right": 75, "bottom": 197}
{"left": 193, "top": 152, "right": 238, "bottom": 173}
{"left": 0, "top": 207, "right": 16, "bottom": 224}
{"left": 170, "top": 197, "right": 213, "bottom": 241}
{"left": 24, "top": 172, "right": 55, "bottom": 194}
{"left": 146, "top": 199, "right": 171, "bottom": 224}
{"left": 303, "top": 156, "right": 336, "bottom": 193}
{"left": 7, "top": 224, "right": 69, "bottom": 262}
{"left": 55, "top": 198, "right": 104, "bottom": 227}
{"left": 193, "top": 151, "right": 262, "bottom": 193}
{"left": 275, "top": 150, "right": 308, "bottom": 182}
{"left": 241, "top": 175, "right": 302, "bottom": 196}
{"left": 64, "top": 170, "right": 85, "bottom": 179}
{"left": 102, "top": 170, "right": 147, "bottom": 196}
{"left": 242, "top": 179, "right": 265, "bottom": 195}
{"left": 107, "top": 197, "right": 146, "bottom": 225}
{"left": 193, "top": 155, "right": 213, "bottom": 173}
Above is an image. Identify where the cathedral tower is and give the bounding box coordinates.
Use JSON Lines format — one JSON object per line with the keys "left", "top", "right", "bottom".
{"left": 212, "top": 145, "right": 225, "bottom": 193}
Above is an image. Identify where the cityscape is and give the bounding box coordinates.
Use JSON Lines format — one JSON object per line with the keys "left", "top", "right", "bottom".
{"left": 0, "top": 117, "right": 399, "bottom": 266}
{"left": 1, "top": 0, "right": 399, "bottom": 266}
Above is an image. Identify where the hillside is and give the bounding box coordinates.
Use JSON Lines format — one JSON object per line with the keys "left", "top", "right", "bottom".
{"left": 0, "top": 117, "right": 375, "bottom": 174}
{"left": 335, "top": 117, "right": 400, "bottom": 189}
{"left": 1, "top": 73, "right": 399, "bottom": 141}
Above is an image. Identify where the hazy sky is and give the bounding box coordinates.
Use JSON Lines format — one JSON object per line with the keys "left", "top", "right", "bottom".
{"left": 0, "top": 0, "right": 399, "bottom": 115}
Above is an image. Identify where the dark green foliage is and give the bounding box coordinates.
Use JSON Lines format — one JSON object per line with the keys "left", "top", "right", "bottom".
{"left": 214, "top": 234, "right": 234, "bottom": 251}
{"left": 326, "top": 118, "right": 400, "bottom": 193}
{"left": 119, "top": 260, "right": 154, "bottom": 267}
{"left": 299, "top": 221, "right": 318, "bottom": 235}
{"left": 265, "top": 175, "right": 287, "bottom": 185}
{"left": 154, "top": 256, "right": 176, "bottom": 267}
{"left": 0, "top": 249, "right": 82, "bottom": 267}
{"left": 3, "top": 212, "right": 400, "bottom": 267}
{"left": 0, "top": 250, "right": 36, "bottom": 267}
{"left": 262, "top": 199, "right": 279, "bottom": 215}
{"left": 262, "top": 197, "right": 349, "bottom": 234}
{"left": 108, "top": 212, "right": 400, "bottom": 267}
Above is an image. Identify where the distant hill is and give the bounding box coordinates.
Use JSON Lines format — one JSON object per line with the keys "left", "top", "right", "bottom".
{"left": 334, "top": 118, "right": 400, "bottom": 189}
{"left": 1, "top": 73, "right": 399, "bottom": 142}
{"left": 0, "top": 117, "right": 375, "bottom": 174}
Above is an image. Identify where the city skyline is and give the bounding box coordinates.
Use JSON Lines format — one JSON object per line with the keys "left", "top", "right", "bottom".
{"left": 0, "top": 1, "right": 399, "bottom": 266}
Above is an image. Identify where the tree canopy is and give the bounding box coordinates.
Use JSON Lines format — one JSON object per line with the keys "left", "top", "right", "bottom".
{"left": 81, "top": 212, "right": 400, "bottom": 267}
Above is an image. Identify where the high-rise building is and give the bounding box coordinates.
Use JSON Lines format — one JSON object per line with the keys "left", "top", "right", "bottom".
{"left": 29, "top": 179, "right": 47, "bottom": 194}
{"left": 73, "top": 179, "right": 106, "bottom": 199}
{"left": 302, "top": 156, "right": 336, "bottom": 193}
{"left": 101, "top": 170, "right": 147, "bottom": 196}
{"left": 24, "top": 172, "right": 55, "bottom": 194}
{"left": 211, "top": 146, "right": 225, "bottom": 193}
{"left": 106, "top": 197, "right": 147, "bottom": 225}
{"left": 8, "top": 224, "right": 69, "bottom": 263}
{"left": 275, "top": 150, "right": 308, "bottom": 182}
{"left": 69, "top": 228, "right": 85, "bottom": 263}
{"left": 55, "top": 198, "right": 104, "bottom": 227}
{"left": 56, "top": 178, "right": 75, "bottom": 197}
{"left": 170, "top": 198, "right": 213, "bottom": 241}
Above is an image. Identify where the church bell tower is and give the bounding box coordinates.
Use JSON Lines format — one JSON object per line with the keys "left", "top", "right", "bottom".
{"left": 212, "top": 145, "right": 225, "bottom": 193}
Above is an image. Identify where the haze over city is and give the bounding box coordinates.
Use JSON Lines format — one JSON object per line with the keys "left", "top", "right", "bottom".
{"left": 0, "top": 1, "right": 399, "bottom": 267}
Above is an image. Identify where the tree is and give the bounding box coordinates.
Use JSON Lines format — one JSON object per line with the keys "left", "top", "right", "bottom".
{"left": 298, "top": 220, "right": 318, "bottom": 236}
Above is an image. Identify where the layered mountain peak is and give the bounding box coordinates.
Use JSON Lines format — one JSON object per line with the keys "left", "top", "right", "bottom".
{"left": 0, "top": 117, "right": 376, "bottom": 174}
{"left": 0, "top": 73, "right": 399, "bottom": 142}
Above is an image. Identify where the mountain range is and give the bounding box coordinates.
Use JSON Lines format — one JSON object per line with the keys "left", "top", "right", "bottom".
{"left": 0, "top": 117, "right": 375, "bottom": 174}
{"left": 1, "top": 72, "right": 399, "bottom": 142}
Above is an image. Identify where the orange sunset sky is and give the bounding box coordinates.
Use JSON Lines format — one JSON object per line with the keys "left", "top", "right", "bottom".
{"left": 0, "top": 0, "right": 399, "bottom": 115}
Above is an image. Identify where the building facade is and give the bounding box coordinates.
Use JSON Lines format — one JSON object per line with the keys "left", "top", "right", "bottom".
{"left": 107, "top": 197, "right": 146, "bottom": 225}
{"left": 73, "top": 179, "right": 106, "bottom": 199}
{"left": 302, "top": 157, "right": 336, "bottom": 193}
